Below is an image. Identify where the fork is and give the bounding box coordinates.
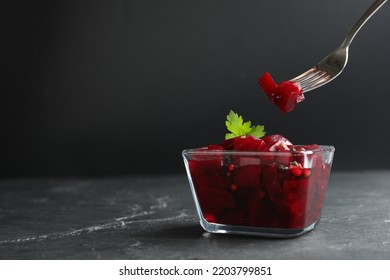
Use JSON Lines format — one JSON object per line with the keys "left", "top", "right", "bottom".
{"left": 290, "top": 0, "right": 388, "bottom": 93}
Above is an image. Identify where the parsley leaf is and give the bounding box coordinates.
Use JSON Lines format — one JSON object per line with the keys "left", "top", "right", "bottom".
{"left": 225, "top": 110, "right": 266, "bottom": 140}
{"left": 248, "top": 125, "right": 266, "bottom": 138}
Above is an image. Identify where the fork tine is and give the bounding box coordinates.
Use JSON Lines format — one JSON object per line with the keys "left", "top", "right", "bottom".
{"left": 297, "top": 71, "right": 325, "bottom": 85}
{"left": 300, "top": 71, "right": 330, "bottom": 87}
{"left": 290, "top": 68, "right": 317, "bottom": 83}
{"left": 301, "top": 73, "right": 332, "bottom": 91}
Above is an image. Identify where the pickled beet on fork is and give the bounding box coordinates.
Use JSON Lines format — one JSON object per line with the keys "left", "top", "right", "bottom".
{"left": 290, "top": 0, "right": 388, "bottom": 93}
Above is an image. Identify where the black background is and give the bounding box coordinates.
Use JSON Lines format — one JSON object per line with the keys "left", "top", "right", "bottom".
{"left": 1, "top": 0, "right": 389, "bottom": 177}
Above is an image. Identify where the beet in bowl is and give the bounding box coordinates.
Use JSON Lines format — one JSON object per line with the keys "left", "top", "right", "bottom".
{"left": 182, "top": 111, "right": 335, "bottom": 238}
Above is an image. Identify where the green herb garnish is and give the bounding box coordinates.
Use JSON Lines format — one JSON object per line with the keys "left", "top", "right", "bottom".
{"left": 225, "top": 110, "right": 266, "bottom": 140}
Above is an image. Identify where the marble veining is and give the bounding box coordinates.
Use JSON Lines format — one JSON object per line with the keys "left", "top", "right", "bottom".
{"left": 0, "top": 193, "right": 188, "bottom": 245}
{"left": 0, "top": 212, "right": 189, "bottom": 245}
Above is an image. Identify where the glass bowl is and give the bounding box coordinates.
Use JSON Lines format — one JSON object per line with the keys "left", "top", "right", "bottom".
{"left": 182, "top": 145, "right": 335, "bottom": 238}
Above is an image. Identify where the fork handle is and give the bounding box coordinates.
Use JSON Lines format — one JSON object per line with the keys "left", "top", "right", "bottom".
{"left": 341, "top": 0, "right": 388, "bottom": 49}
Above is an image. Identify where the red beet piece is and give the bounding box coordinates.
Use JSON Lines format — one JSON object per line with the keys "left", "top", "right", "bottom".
{"left": 221, "top": 136, "right": 267, "bottom": 151}
{"left": 197, "top": 187, "right": 235, "bottom": 215}
{"left": 262, "top": 134, "right": 293, "bottom": 151}
{"left": 284, "top": 197, "right": 308, "bottom": 217}
{"left": 191, "top": 146, "right": 223, "bottom": 163}
{"left": 222, "top": 136, "right": 268, "bottom": 167}
{"left": 218, "top": 209, "right": 245, "bottom": 225}
{"left": 249, "top": 199, "right": 281, "bottom": 228}
{"left": 188, "top": 156, "right": 221, "bottom": 172}
{"left": 258, "top": 72, "right": 277, "bottom": 98}
{"left": 232, "top": 165, "right": 262, "bottom": 188}
{"left": 292, "top": 144, "right": 322, "bottom": 168}
{"left": 258, "top": 72, "right": 305, "bottom": 113}
{"left": 282, "top": 178, "right": 310, "bottom": 202}
{"left": 276, "top": 81, "right": 304, "bottom": 113}
{"left": 263, "top": 165, "right": 283, "bottom": 195}
{"left": 261, "top": 135, "right": 293, "bottom": 164}
{"left": 207, "top": 144, "right": 223, "bottom": 151}
{"left": 188, "top": 159, "right": 229, "bottom": 192}
{"left": 294, "top": 144, "right": 320, "bottom": 151}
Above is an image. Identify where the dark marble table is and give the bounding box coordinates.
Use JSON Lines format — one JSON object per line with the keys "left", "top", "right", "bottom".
{"left": 1, "top": 171, "right": 390, "bottom": 259}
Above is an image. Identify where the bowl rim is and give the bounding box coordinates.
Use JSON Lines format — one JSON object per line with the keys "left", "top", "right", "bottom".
{"left": 183, "top": 145, "right": 335, "bottom": 156}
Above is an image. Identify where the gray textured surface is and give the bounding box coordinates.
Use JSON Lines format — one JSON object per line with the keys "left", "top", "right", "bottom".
{"left": 1, "top": 171, "right": 390, "bottom": 259}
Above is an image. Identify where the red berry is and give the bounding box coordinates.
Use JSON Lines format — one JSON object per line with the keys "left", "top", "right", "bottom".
{"left": 303, "top": 169, "right": 311, "bottom": 177}
{"left": 204, "top": 213, "right": 215, "bottom": 223}
{"left": 290, "top": 166, "right": 303, "bottom": 177}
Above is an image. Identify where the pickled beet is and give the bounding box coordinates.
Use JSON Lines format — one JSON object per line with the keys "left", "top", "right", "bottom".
{"left": 258, "top": 72, "right": 277, "bottom": 94}
{"left": 187, "top": 144, "right": 331, "bottom": 229}
{"left": 262, "top": 134, "right": 293, "bottom": 151}
{"left": 258, "top": 72, "right": 304, "bottom": 113}
{"left": 232, "top": 165, "right": 263, "bottom": 188}
{"left": 221, "top": 135, "right": 267, "bottom": 151}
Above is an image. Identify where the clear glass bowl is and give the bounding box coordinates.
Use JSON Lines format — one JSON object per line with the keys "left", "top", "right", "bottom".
{"left": 182, "top": 145, "right": 335, "bottom": 238}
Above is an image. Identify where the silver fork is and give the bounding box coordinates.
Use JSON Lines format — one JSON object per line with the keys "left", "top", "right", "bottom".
{"left": 290, "top": 0, "right": 388, "bottom": 93}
